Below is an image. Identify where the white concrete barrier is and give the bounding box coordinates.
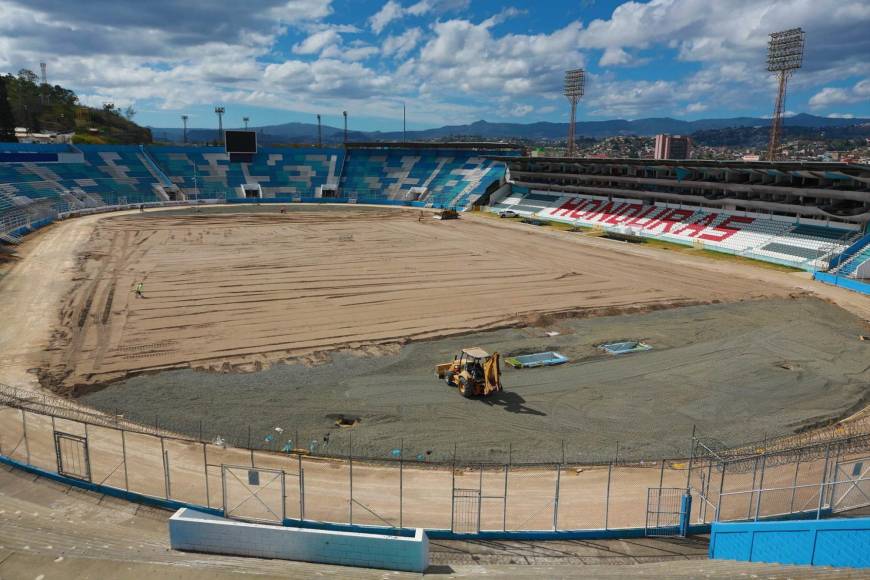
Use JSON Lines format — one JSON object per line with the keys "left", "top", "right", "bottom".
{"left": 168, "top": 508, "right": 428, "bottom": 572}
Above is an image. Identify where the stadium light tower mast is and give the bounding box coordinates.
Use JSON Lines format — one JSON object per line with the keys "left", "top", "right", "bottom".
{"left": 243, "top": 116, "right": 249, "bottom": 130}
{"left": 343, "top": 110, "right": 348, "bottom": 144}
{"left": 563, "top": 69, "right": 585, "bottom": 157}
{"left": 40, "top": 62, "right": 48, "bottom": 105}
{"left": 316, "top": 114, "right": 322, "bottom": 147}
{"left": 766, "top": 27, "right": 804, "bottom": 161}
{"left": 181, "top": 115, "right": 188, "bottom": 144}
{"left": 214, "top": 106, "right": 225, "bottom": 145}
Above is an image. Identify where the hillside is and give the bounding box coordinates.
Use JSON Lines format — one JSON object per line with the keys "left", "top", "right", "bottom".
{"left": 0, "top": 69, "right": 151, "bottom": 144}
{"left": 152, "top": 113, "right": 870, "bottom": 146}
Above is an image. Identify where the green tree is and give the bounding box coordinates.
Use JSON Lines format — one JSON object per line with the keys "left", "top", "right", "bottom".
{"left": 0, "top": 77, "right": 17, "bottom": 142}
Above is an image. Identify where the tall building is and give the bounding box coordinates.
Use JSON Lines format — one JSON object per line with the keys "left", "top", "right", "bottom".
{"left": 654, "top": 134, "right": 692, "bottom": 160}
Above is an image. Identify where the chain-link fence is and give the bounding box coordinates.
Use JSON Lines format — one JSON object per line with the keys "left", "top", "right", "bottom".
{"left": 2, "top": 383, "right": 869, "bottom": 534}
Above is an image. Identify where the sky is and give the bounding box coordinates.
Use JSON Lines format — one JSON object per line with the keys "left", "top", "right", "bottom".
{"left": 0, "top": 0, "right": 868, "bottom": 131}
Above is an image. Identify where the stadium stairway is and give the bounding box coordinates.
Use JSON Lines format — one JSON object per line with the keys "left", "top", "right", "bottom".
{"left": 828, "top": 235, "right": 870, "bottom": 278}
{"left": 2, "top": 465, "right": 868, "bottom": 578}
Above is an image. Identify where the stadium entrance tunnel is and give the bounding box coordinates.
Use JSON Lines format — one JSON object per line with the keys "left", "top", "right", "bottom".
{"left": 598, "top": 340, "right": 653, "bottom": 355}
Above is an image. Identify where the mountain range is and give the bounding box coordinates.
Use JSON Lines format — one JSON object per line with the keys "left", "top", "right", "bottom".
{"left": 149, "top": 113, "right": 870, "bottom": 145}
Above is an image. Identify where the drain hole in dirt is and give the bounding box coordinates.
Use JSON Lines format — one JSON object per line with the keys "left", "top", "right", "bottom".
{"left": 327, "top": 414, "right": 361, "bottom": 428}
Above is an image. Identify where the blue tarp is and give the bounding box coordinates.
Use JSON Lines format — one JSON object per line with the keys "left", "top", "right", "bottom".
{"left": 505, "top": 351, "right": 569, "bottom": 368}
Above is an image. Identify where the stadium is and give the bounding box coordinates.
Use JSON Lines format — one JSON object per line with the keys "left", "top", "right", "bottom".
{"left": 1, "top": 0, "right": 870, "bottom": 574}
{"left": 1, "top": 134, "right": 869, "bottom": 575}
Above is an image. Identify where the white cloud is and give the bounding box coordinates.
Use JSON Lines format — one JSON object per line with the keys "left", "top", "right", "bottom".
{"left": 509, "top": 104, "right": 534, "bottom": 117}
{"left": 827, "top": 113, "right": 855, "bottom": 118}
{"left": 685, "top": 102, "right": 707, "bottom": 114}
{"left": 293, "top": 30, "right": 341, "bottom": 54}
{"left": 369, "top": 0, "right": 469, "bottom": 34}
{"left": 382, "top": 28, "right": 423, "bottom": 58}
{"left": 414, "top": 17, "right": 584, "bottom": 97}
{"left": 809, "top": 79, "right": 870, "bottom": 108}
{"left": 370, "top": 1, "right": 404, "bottom": 34}
{"left": 599, "top": 47, "right": 631, "bottom": 67}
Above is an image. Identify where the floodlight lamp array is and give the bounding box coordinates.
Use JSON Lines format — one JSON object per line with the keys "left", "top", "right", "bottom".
{"left": 767, "top": 28, "right": 804, "bottom": 72}
{"left": 564, "top": 69, "right": 585, "bottom": 99}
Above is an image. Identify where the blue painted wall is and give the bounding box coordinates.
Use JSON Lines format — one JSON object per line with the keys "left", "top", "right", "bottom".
{"left": 813, "top": 271, "right": 870, "bottom": 296}
{"left": 710, "top": 518, "right": 870, "bottom": 568}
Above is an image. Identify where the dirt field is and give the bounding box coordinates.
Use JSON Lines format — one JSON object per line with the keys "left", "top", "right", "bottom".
{"left": 41, "top": 204, "right": 792, "bottom": 393}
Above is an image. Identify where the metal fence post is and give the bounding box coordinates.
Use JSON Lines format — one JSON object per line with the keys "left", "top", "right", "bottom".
{"left": 754, "top": 453, "right": 767, "bottom": 522}
{"left": 477, "top": 464, "right": 483, "bottom": 533}
{"left": 604, "top": 461, "right": 613, "bottom": 530}
{"left": 20, "top": 409, "right": 30, "bottom": 464}
{"left": 121, "top": 429, "right": 129, "bottom": 491}
{"left": 817, "top": 444, "right": 831, "bottom": 520}
{"left": 503, "top": 461, "right": 509, "bottom": 532}
{"left": 202, "top": 442, "right": 210, "bottom": 508}
{"left": 747, "top": 456, "right": 759, "bottom": 519}
{"left": 789, "top": 455, "right": 800, "bottom": 514}
{"left": 160, "top": 436, "right": 170, "bottom": 499}
{"left": 450, "top": 445, "right": 456, "bottom": 531}
{"left": 553, "top": 464, "right": 561, "bottom": 531}
{"left": 716, "top": 460, "right": 726, "bottom": 522}
{"left": 399, "top": 439, "right": 404, "bottom": 529}
{"left": 298, "top": 454, "right": 305, "bottom": 520}
{"left": 686, "top": 425, "right": 696, "bottom": 491}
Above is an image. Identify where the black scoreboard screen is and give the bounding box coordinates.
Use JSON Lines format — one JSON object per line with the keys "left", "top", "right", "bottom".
{"left": 225, "top": 130, "right": 257, "bottom": 154}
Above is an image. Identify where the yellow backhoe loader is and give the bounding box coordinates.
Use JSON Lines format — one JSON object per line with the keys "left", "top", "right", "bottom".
{"left": 435, "top": 347, "right": 502, "bottom": 398}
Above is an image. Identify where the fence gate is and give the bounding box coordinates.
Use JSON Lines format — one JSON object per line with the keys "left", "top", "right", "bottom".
{"left": 221, "top": 465, "right": 285, "bottom": 524}
{"left": 54, "top": 431, "right": 91, "bottom": 482}
{"left": 452, "top": 488, "right": 481, "bottom": 534}
{"left": 830, "top": 457, "right": 870, "bottom": 514}
{"left": 645, "top": 487, "right": 685, "bottom": 537}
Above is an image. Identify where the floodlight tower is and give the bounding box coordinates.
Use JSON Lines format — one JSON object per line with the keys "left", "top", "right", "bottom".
{"left": 342, "top": 110, "right": 348, "bottom": 144}
{"left": 243, "top": 116, "right": 250, "bottom": 130}
{"left": 316, "top": 114, "right": 322, "bottom": 147}
{"left": 40, "top": 62, "right": 48, "bottom": 105}
{"left": 766, "top": 27, "right": 804, "bottom": 161}
{"left": 181, "top": 114, "right": 188, "bottom": 144}
{"left": 563, "top": 69, "right": 585, "bottom": 157}
{"left": 214, "top": 106, "right": 225, "bottom": 145}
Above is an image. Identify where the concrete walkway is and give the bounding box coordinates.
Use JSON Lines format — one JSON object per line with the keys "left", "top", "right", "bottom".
{"left": 3, "top": 465, "right": 868, "bottom": 578}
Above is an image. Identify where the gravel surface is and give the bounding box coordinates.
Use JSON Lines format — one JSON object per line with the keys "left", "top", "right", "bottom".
{"left": 82, "top": 297, "right": 870, "bottom": 463}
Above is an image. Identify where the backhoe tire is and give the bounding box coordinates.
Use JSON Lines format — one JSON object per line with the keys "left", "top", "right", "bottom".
{"left": 444, "top": 372, "right": 455, "bottom": 387}
{"left": 458, "top": 377, "right": 475, "bottom": 398}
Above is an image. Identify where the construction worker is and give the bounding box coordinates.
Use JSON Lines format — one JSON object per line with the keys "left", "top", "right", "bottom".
{"left": 134, "top": 282, "right": 144, "bottom": 299}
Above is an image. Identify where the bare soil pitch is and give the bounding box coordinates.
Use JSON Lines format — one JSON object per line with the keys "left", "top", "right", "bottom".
{"left": 43, "top": 204, "right": 782, "bottom": 392}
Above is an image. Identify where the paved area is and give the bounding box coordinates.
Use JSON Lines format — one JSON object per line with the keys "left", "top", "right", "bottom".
{"left": 2, "top": 465, "right": 869, "bottom": 578}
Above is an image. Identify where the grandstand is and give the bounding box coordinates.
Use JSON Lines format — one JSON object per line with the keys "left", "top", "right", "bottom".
{"left": 490, "top": 156, "right": 870, "bottom": 273}
{"left": 0, "top": 143, "right": 517, "bottom": 232}
{"left": 340, "top": 142, "right": 518, "bottom": 208}
{"left": 146, "top": 146, "right": 344, "bottom": 200}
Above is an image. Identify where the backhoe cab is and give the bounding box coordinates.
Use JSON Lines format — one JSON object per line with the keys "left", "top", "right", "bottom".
{"left": 435, "top": 347, "right": 502, "bottom": 398}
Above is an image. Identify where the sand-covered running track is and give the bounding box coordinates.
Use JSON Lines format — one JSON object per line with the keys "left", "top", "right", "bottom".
{"left": 12, "top": 204, "right": 813, "bottom": 393}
